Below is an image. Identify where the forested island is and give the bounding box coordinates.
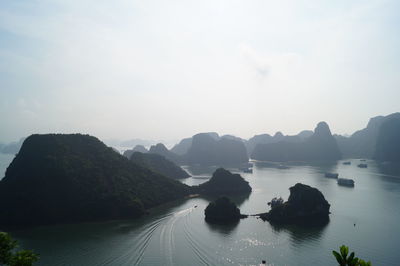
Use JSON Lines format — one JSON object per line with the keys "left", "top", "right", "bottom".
{"left": 0, "top": 134, "right": 253, "bottom": 227}
{"left": 0, "top": 134, "right": 191, "bottom": 226}
{"left": 259, "top": 183, "right": 330, "bottom": 225}
{"left": 193, "top": 168, "right": 252, "bottom": 196}
{"left": 204, "top": 197, "right": 247, "bottom": 224}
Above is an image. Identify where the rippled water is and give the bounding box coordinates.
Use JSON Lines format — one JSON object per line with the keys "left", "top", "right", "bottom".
{"left": 5, "top": 159, "right": 400, "bottom": 265}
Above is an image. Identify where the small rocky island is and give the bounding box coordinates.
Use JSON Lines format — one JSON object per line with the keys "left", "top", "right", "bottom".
{"left": 193, "top": 168, "right": 252, "bottom": 196}
{"left": 259, "top": 183, "right": 330, "bottom": 225}
{"left": 204, "top": 197, "right": 247, "bottom": 224}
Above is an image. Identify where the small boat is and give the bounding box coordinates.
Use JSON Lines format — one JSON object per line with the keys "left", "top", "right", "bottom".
{"left": 338, "top": 178, "right": 355, "bottom": 187}
{"left": 277, "top": 164, "right": 290, "bottom": 169}
{"left": 325, "top": 173, "right": 339, "bottom": 178}
{"left": 343, "top": 161, "right": 351, "bottom": 165}
{"left": 360, "top": 159, "right": 366, "bottom": 162}
{"left": 358, "top": 163, "right": 368, "bottom": 168}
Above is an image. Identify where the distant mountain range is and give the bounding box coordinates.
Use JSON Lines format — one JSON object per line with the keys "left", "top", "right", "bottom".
{"left": 1, "top": 112, "right": 399, "bottom": 226}
{"left": 246, "top": 130, "right": 313, "bottom": 156}
{"left": 335, "top": 113, "right": 400, "bottom": 160}
{"left": 183, "top": 133, "right": 248, "bottom": 165}
{"left": 119, "top": 112, "right": 400, "bottom": 164}
{"left": 251, "top": 122, "right": 341, "bottom": 162}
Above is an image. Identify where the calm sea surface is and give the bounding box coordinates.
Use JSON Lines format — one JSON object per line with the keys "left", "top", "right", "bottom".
{"left": 3, "top": 158, "right": 400, "bottom": 265}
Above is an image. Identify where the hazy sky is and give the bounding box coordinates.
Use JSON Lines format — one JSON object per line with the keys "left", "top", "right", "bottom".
{"left": 1, "top": 0, "right": 399, "bottom": 143}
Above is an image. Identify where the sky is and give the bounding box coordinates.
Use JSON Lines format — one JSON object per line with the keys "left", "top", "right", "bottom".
{"left": 1, "top": 0, "right": 399, "bottom": 143}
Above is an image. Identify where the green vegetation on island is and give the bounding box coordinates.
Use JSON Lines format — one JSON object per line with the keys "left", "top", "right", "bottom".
{"left": 204, "top": 197, "right": 246, "bottom": 224}
{"left": 260, "top": 183, "right": 330, "bottom": 224}
{"left": 0, "top": 232, "right": 39, "bottom": 266}
{"left": 0, "top": 134, "right": 190, "bottom": 226}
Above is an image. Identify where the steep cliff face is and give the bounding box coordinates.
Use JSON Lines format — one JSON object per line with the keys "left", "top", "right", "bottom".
{"left": 374, "top": 116, "right": 400, "bottom": 162}
{"left": 306, "top": 122, "right": 341, "bottom": 161}
{"left": 336, "top": 113, "right": 400, "bottom": 158}
{"left": 0, "top": 134, "right": 190, "bottom": 226}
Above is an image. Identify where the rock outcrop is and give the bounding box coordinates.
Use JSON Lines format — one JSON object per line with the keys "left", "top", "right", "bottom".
{"left": 193, "top": 168, "right": 251, "bottom": 196}
{"left": 260, "top": 183, "right": 330, "bottom": 224}
{"left": 204, "top": 196, "right": 246, "bottom": 224}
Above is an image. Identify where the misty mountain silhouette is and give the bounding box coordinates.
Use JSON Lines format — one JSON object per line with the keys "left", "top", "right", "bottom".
{"left": 123, "top": 145, "right": 148, "bottom": 159}
{"left": 130, "top": 152, "right": 189, "bottom": 179}
{"left": 335, "top": 112, "right": 400, "bottom": 159}
{"left": 251, "top": 122, "right": 341, "bottom": 162}
{"left": 374, "top": 115, "right": 400, "bottom": 162}
{"left": 182, "top": 133, "right": 248, "bottom": 165}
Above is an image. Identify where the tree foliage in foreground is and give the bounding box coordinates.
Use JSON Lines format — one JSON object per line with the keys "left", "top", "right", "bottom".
{"left": 0, "top": 232, "right": 38, "bottom": 266}
{"left": 332, "top": 245, "right": 371, "bottom": 266}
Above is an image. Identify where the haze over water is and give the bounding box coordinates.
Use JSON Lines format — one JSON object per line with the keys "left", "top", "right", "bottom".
{"left": 8, "top": 158, "right": 400, "bottom": 265}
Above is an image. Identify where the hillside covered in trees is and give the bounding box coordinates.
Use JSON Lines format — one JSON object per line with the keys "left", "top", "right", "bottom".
{"left": 0, "top": 134, "right": 190, "bottom": 226}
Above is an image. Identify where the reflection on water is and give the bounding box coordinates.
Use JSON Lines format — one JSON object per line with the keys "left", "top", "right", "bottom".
{"left": 205, "top": 219, "right": 240, "bottom": 235}
{"left": 376, "top": 162, "right": 400, "bottom": 178}
{"left": 5, "top": 159, "right": 400, "bottom": 265}
{"left": 270, "top": 220, "right": 329, "bottom": 246}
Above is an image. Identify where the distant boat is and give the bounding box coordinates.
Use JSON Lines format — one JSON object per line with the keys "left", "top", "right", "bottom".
{"left": 360, "top": 159, "right": 366, "bottom": 162}
{"left": 277, "top": 164, "right": 290, "bottom": 169}
{"left": 343, "top": 161, "right": 351, "bottom": 165}
{"left": 338, "top": 178, "right": 355, "bottom": 187}
{"left": 325, "top": 173, "right": 339, "bottom": 178}
{"left": 358, "top": 163, "right": 368, "bottom": 168}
